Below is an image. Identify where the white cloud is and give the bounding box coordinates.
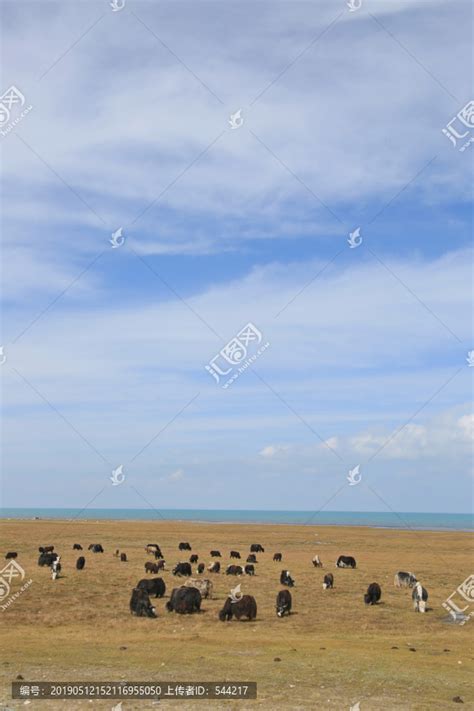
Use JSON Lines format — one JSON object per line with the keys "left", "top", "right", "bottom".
{"left": 259, "top": 444, "right": 290, "bottom": 458}
{"left": 322, "top": 436, "right": 339, "bottom": 451}
{"left": 1, "top": 0, "right": 470, "bottom": 267}
{"left": 349, "top": 409, "right": 473, "bottom": 459}
{"left": 161, "top": 468, "right": 184, "bottom": 483}
{"left": 1, "top": 0, "right": 472, "bottom": 511}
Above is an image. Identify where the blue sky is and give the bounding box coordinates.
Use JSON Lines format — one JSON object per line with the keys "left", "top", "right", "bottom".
{"left": 0, "top": 0, "right": 472, "bottom": 513}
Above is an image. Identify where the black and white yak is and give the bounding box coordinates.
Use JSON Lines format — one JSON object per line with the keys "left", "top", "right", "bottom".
{"left": 51, "top": 555, "right": 62, "bottom": 580}
{"left": 336, "top": 555, "right": 356, "bottom": 569}
{"left": 312, "top": 555, "right": 323, "bottom": 567}
{"left": 130, "top": 588, "right": 157, "bottom": 617}
{"left": 276, "top": 589, "right": 292, "bottom": 617}
{"left": 323, "top": 573, "right": 334, "bottom": 589}
{"left": 412, "top": 582, "right": 428, "bottom": 613}
{"left": 146, "top": 544, "right": 163, "bottom": 559}
{"left": 394, "top": 571, "right": 417, "bottom": 588}
{"left": 184, "top": 578, "right": 213, "bottom": 599}
{"left": 280, "top": 570, "right": 295, "bottom": 587}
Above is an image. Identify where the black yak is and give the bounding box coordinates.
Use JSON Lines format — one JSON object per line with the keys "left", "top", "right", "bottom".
{"left": 173, "top": 562, "right": 192, "bottom": 577}
{"left": 137, "top": 578, "right": 166, "bottom": 598}
{"left": 226, "top": 564, "right": 244, "bottom": 576}
{"left": 145, "top": 562, "right": 160, "bottom": 574}
{"left": 273, "top": 553, "right": 282, "bottom": 562}
{"left": 76, "top": 556, "right": 85, "bottom": 570}
{"left": 364, "top": 582, "right": 382, "bottom": 605}
{"left": 219, "top": 595, "right": 257, "bottom": 621}
{"left": 166, "top": 586, "right": 201, "bottom": 613}
{"left": 38, "top": 552, "right": 58, "bottom": 567}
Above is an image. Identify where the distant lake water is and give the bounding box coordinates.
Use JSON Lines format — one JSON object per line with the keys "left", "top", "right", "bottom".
{"left": 1, "top": 509, "right": 472, "bottom": 531}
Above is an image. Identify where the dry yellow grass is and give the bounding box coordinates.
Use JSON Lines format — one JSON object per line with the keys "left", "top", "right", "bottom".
{"left": 0, "top": 519, "right": 473, "bottom": 710}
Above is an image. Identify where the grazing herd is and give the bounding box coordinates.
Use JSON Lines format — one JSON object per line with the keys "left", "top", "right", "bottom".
{"left": 6, "top": 539, "right": 432, "bottom": 625}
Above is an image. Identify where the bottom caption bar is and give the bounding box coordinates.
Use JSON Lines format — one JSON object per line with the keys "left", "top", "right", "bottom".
{"left": 12, "top": 682, "right": 257, "bottom": 700}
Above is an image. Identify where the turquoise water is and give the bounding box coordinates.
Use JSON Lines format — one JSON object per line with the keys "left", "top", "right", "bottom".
{"left": 0, "top": 509, "right": 472, "bottom": 530}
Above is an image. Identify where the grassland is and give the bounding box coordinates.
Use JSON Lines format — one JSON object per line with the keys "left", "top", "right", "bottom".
{"left": 0, "top": 519, "right": 473, "bottom": 710}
